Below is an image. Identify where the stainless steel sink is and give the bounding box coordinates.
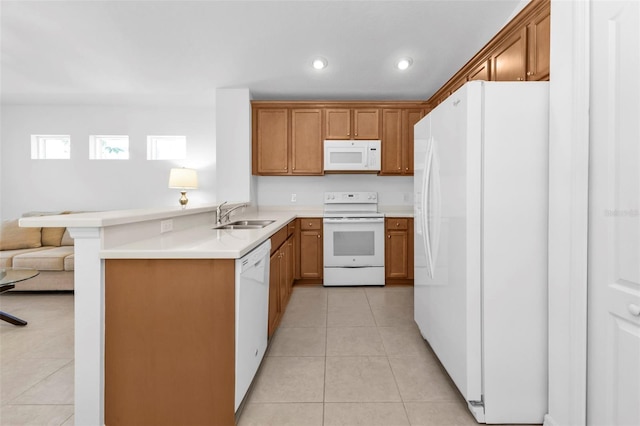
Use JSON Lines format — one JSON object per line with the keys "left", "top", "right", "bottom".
{"left": 227, "top": 220, "right": 276, "bottom": 227}
{"left": 213, "top": 219, "right": 276, "bottom": 230}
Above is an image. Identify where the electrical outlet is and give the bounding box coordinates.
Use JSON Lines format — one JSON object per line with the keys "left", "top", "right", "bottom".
{"left": 160, "top": 219, "right": 173, "bottom": 233}
{"left": 291, "top": 193, "right": 297, "bottom": 203}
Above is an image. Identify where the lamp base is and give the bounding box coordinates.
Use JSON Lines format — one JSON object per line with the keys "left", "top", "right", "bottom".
{"left": 179, "top": 191, "right": 188, "bottom": 208}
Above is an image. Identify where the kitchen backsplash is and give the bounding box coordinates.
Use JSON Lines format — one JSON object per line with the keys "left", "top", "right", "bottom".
{"left": 256, "top": 175, "right": 413, "bottom": 208}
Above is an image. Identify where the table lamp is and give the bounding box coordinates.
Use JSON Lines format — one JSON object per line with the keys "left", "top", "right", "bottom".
{"left": 168, "top": 167, "right": 198, "bottom": 208}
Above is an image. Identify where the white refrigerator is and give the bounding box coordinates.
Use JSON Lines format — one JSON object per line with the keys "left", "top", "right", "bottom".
{"left": 414, "top": 81, "right": 548, "bottom": 424}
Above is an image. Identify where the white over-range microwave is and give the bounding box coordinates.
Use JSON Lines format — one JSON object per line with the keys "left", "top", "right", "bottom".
{"left": 323, "top": 140, "right": 381, "bottom": 172}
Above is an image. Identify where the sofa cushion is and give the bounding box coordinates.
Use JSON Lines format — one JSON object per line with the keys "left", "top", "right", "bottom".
{"left": 0, "top": 247, "right": 50, "bottom": 268}
{"left": 41, "top": 227, "right": 66, "bottom": 247}
{"left": 63, "top": 254, "right": 74, "bottom": 271}
{"left": 22, "top": 211, "right": 71, "bottom": 247}
{"left": 12, "top": 246, "right": 74, "bottom": 271}
{"left": 61, "top": 229, "right": 74, "bottom": 246}
{"left": 0, "top": 219, "right": 42, "bottom": 250}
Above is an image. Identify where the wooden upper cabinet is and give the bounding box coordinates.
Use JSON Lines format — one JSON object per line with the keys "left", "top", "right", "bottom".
{"left": 325, "top": 108, "right": 380, "bottom": 139}
{"left": 526, "top": 5, "right": 550, "bottom": 81}
{"left": 381, "top": 108, "right": 422, "bottom": 175}
{"left": 492, "top": 27, "right": 527, "bottom": 82}
{"left": 254, "top": 109, "right": 289, "bottom": 174}
{"left": 253, "top": 107, "right": 322, "bottom": 176}
{"left": 426, "top": 0, "right": 549, "bottom": 105}
{"left": 381, "top": 109, "right": 403, "bottom": 174}
{"left": 402, "top": 109, "right": 422, "bottom": 175}
{"left": 291, "top": 109, "right": 323, "bottom": 175}
{"left": 325, "top": 109, "right": 351, "bottom": 139}
{"left": 467, "top": 58, "right": 491, "bottom": 81}
{"left": 353, "top": 109, "right": 380, "bottom": 139}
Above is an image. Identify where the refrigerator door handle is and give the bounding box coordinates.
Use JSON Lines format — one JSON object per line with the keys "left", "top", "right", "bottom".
{"left": 423, "top": 138, "right": 435, "bottom": 278}
{"left": 430, "top": 141, "right": 442, "bottom": 272}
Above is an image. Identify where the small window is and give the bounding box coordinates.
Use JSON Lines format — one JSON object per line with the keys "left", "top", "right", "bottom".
{"left": 147, "top": 136, "right": 187, "bottom": 160}
{"left": 31, "top": 135, "right": 71, "bottom": 159}
{"left": 89, "top": 135, "right": 129, "bottom": 160}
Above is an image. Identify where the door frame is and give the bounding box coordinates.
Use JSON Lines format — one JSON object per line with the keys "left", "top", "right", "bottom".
{"left": 545, "top": 1, "right": 590, "bottom": 425}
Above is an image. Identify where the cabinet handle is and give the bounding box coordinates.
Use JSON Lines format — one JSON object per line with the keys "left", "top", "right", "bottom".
{"left": 309, "top": 222, "right": 312, "bottom": 226}
{"left": 405, "top": 167, "right": 409, "bottom": 171}
{"left": 527, "top": 71, "right": 534, "bottom": 76}
{"left": 517, "top": 77, "right": 524, "bottom": 81}
{"left": 396, "top": 222, "right": 400, "bottom": 227}
{"left": 317, "top": 235, "right": 321, "bottom": 239}
{"left": 388, "top": 235, "right": 391, "bottom": 238}
{"left": 284, "top": 166, "right": 287, "bottom": 170}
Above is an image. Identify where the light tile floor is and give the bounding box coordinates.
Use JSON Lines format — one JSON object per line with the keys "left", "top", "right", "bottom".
{"left": 237, "top": 286, "right": 482, "bottom": 426}
{"left": 0, "top": 292, "right": 75, "bottom": 426}
{"left": 0, "top": 287, "right": 538, "bottom": 426}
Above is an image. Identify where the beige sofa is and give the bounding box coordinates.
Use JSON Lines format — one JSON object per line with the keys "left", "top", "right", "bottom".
{"left": 0, "top": 216, "right": 74, "bottom": 291}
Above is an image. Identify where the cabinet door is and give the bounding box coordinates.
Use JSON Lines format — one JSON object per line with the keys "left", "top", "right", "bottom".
{"left": 353, "top": 109, "right": 380, "bottom": 139}
{"left": 402, "top": 109, "right": 423, "bottom": 175}
{"left": 325, "top": 109, "right": 351, "bottom": 139}
{"left": 278, "top": 248, "right": 288, "bottom": 313}
{"left": 491, "top": 28, "right": 527, "bottom": 81}
{"left": 381, "top": 109, "right": 403, "bottom": 174}
{"left": 299, "top": 230, "right": 323, "bottom": 279}
{"left": 291, "top": 109, "right": 323, "bottom": 175}
{"left": 255, "top": 109, "right": 289, "bottom": 174}
{"left": 386, "top": 230, "right": 409, "bottom": 279}
{"left": 268, "top": 251, "right": 280, "bottom": 338}
{"left": 467, "top": 58, "right": 491, "bottom": 81}
{"left": 526, "top": 7, "right": 550, "bottom": 81}
{"left": 286, "top": 236, "right": 294, "bottom": 296}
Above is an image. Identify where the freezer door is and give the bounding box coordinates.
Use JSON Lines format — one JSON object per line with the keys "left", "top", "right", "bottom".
{"left": 414, "top": 82, "right": 483, "bottom": 407}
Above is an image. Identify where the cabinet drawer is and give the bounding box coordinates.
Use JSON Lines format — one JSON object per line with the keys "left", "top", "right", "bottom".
{"left": 299, "top": 218, "right": 322, "bottom": 230}
{"left": 386, "top": 218, "right": 408, "bottom": 231}
{"left": 270, "top": 227, "right": 288, "bottom": 254}
{"left": 287, "top": 220, "right": 296, "bottom": 237}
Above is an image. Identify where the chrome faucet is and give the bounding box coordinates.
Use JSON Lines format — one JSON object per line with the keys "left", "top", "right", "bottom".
{"left": 216, "top": 202, "right": 247, "bottom": 225}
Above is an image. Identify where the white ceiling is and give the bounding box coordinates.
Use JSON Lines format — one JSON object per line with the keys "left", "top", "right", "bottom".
{"left": 1, "top": 0, "right": 528, "bottom": 107}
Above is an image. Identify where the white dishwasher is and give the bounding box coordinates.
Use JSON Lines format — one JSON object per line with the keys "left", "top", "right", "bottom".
{"left": 235, "top": 239, "right": 271, "bottom": 411}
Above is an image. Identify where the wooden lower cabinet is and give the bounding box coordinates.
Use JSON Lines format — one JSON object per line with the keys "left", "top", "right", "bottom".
{"left": 104, "top": 259, "right": 236, "bottom": 426}
{"left": 268, "top": 224, "right": 295, "bottom": 338}
{"left": 268, "top": 250, "right": 281, "bottom": 337}
{"left": 385, "top": 218, "right": 414, "bottom": 285}
{"left": 297, "top": 218, "right": 323, "bottom": 282}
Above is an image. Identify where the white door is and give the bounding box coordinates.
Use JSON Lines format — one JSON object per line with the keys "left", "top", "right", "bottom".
{"left": 588, "top": 1, "right": 640, "bottom": 425}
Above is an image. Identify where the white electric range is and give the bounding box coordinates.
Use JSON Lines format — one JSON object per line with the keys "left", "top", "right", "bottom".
{"left": 323, "top": 191, "right": 385, "bottom": 286}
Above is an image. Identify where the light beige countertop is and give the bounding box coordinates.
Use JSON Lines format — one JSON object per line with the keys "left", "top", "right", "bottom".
{"left": 21, "top": 204, "right": 411, "bottom": 260}
{"left": 100, "top": 211, "right": 297, "bottom": 260}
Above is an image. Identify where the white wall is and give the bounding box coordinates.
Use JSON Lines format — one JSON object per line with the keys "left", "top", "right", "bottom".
{"left": 257, "top": 175, "right": 413, "bottom": 209}
{"left": 0, "top": 104, "right": 216, "bottom": 220}
{"left": 215, "top": 88, "right": 253, "bottom": 204}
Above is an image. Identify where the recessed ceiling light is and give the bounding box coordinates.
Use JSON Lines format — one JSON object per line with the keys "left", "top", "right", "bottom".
{"left": 312, "top": 57, "right": 328, "bottom": 70}
{"left": 396, "top": 57, "right": 413, "bottom": 71}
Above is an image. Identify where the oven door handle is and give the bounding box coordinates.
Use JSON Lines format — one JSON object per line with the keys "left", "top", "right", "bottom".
{"left": 323, "top": 218, "right": 385, "bottom": 224}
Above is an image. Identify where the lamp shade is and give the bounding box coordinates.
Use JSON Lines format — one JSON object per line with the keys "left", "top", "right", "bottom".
{"left": 168, "top": 168, "right": 198, "bottom": 189}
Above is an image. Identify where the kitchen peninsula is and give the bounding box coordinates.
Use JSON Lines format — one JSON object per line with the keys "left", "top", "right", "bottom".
{"left": 19, "top": 205, "right": 305, "bottom": 426}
